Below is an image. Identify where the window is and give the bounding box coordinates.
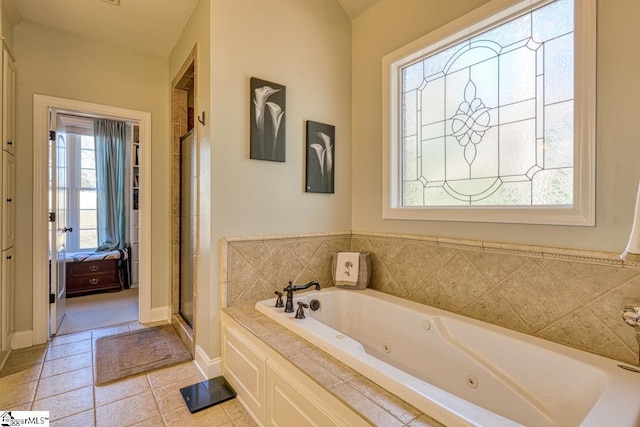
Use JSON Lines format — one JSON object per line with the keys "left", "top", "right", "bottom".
{"left": 382, "top": 0, "right": 595, "bottom": 225}
{"left": 67, "top": 133, "right": 98, "bottom": 251}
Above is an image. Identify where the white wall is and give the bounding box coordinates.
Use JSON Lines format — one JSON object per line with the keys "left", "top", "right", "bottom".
{"left": 14, "top": 22, "right": 172, "bottom": 331}
{"left": 205, "top": 0, "right": 353, "bottom": 357}
{"left": 352, "top": 0, "right": 640, "bottom": 252}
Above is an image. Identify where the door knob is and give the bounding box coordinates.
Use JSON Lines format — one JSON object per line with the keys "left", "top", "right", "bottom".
{"left": 63, "top": 227, "right": 73, "bottom": 232}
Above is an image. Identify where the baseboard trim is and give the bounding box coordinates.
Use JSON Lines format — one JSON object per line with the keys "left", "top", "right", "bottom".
{"left": 12, "top": 330, "right": 34, "bottom": 349}
{"left": 194, "top": 344, "right": 221, "bottom": 379}
{"left": 147, "top": 306, "right": 171, "bottom": 324}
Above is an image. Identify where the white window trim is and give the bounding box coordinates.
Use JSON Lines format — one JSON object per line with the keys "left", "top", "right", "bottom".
{"left": 381, "top": 0, "right": 596, "bottom": 226}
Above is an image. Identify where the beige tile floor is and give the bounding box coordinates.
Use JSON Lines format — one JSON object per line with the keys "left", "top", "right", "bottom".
{"left": 0, "top": 322, "right": 255, "bottom": 427}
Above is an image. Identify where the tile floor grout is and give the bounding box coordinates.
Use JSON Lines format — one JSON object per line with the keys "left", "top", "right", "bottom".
{"left": 0, "top": 322, "right": 255, "bottom": 427}
{"left": 29, "top": 354, "right": 45, "bottom": 412}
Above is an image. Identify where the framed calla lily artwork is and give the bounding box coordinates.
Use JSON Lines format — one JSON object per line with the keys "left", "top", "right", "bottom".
{"left": 306, "top": 121, "right": 335, "bottom": 194}
{"left": 250, "top": 77, "right": 286, "bottom": 162}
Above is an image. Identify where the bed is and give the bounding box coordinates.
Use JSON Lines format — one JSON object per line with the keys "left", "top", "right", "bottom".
{"left": 65, "top": 247, "right": 129, "bottom": 297}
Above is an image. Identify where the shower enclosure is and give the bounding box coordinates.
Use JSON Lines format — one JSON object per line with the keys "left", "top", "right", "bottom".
{"left": 179, "top": 129, "right": 196, "bottom": 327}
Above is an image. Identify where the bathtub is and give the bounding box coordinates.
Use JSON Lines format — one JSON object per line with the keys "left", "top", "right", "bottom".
{"left": 255, "top": 287, "right": 640, "bottom": 427}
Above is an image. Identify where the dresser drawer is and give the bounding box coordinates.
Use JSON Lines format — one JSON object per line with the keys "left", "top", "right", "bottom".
{"left": 68, "top": 271, "right": 117, "bottom": 289}
{"left": 66, "top": 259, "right": 122, "bottom": 297}
{"left": 68, "top": 260, "right": 117, "bottom": 277}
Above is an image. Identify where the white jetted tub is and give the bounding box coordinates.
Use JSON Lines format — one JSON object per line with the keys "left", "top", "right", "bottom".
{"left": 256, "top": 287, "right": 640, "bottom": 427}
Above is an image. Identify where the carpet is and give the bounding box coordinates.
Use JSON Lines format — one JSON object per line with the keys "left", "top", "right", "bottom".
{"left": 58, "top": 288, "right": 138, "bottom": 335}
{"left": 94, "top": 324, "right": 192, "bottom": 385}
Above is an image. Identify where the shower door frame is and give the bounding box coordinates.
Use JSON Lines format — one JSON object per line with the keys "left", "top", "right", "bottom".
{"left": 170, "top": 45, "right": 199, "bottom": 355}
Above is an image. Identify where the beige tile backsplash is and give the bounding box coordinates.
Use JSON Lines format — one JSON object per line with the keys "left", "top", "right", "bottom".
{"left": 222, "top": 233, "right": 351, "bottom": 307}
{"left": 223, "top": 231, "right": 640, "bottom": 365}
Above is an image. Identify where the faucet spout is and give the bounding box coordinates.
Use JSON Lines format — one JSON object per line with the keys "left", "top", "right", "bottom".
{"left": 292, "top": 281, "right": 321, "bottom": 292}
{"left": 282, "top": 281, "right": 321, "bottom": 313}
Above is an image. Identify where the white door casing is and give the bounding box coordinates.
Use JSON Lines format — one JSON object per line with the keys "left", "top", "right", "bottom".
{"left": 33, "top": 95, "right": 153, "bottom": 344}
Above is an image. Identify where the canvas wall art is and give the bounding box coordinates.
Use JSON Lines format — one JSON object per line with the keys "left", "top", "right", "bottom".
{"left": 250, "top": 77, "right": 286, "bottom": 162}
{"left": 306, "top": 121, "right": 335, "bottom": 194}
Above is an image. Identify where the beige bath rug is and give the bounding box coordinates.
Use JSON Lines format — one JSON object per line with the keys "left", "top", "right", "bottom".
{"left": 94, "top": 324, "right": 191, "bottom": 385}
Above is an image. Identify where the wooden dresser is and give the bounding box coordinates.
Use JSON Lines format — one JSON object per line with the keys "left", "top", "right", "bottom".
{"left": 66, "top": 259, "right": 121, "bottom": 297}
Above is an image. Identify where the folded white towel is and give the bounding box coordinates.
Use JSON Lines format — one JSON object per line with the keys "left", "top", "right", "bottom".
{"left": 335, "top": 252, "right": 360, "bottom": 287}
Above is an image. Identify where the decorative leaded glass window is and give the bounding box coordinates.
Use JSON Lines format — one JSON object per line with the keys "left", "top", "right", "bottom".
{"left": 382, "top": 0, "right": 595, "bottom": 225}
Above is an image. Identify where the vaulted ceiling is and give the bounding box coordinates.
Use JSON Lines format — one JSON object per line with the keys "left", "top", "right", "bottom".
{"left": 7, "top": 0, "right": 382, "bottom": 58}
{"left": 337, "top": 0, "right": 382, "bottom": 20}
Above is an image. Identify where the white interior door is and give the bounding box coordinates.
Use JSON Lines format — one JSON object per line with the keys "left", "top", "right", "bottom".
{"left": 2, "top": 50, "right": 15, "bottom": 156}
{"left": 49, "top": 111, "right": 68, "bottom": 335}
{"left": 2, "top": 152, "right": 15, "bottom": 249}
{"left": 1, "top": 247, "right": 14, "bottom": 352}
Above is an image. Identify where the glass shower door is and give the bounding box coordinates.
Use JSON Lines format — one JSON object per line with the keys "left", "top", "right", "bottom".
{"left": 179, "top": 129, "right": 196, "bottom": 328}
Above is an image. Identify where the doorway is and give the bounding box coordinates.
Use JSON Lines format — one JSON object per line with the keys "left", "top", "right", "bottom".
{"left": 33, "top": 95, "right": 153, "bottom": 345}
{"left": 50, "top": 113, "right": 139, "bottom": 335}
{"left": 171, "top": 47, "right": 198, "bottom": 355}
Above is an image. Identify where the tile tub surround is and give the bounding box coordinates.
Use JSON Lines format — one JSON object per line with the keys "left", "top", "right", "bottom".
{"left": 221, "top": 232, "right": 352, "bottom": 307}
{"left": 223, "top": 232, "right": 640, "bottom": 365}
{"left": 223, "top": 306, "right": 445, "bottom": 427}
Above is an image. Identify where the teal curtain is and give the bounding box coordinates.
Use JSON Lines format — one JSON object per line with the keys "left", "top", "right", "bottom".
{"left": 95, "top": 119, "right": 127, "bottom": 251}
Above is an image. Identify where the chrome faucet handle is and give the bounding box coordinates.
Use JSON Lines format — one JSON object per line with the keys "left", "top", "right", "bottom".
{"left": 274, "top": 291, "right": 284, "bottom": 308}
{"left": 295, "top": 302, "right": 309, "bottom": 319}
